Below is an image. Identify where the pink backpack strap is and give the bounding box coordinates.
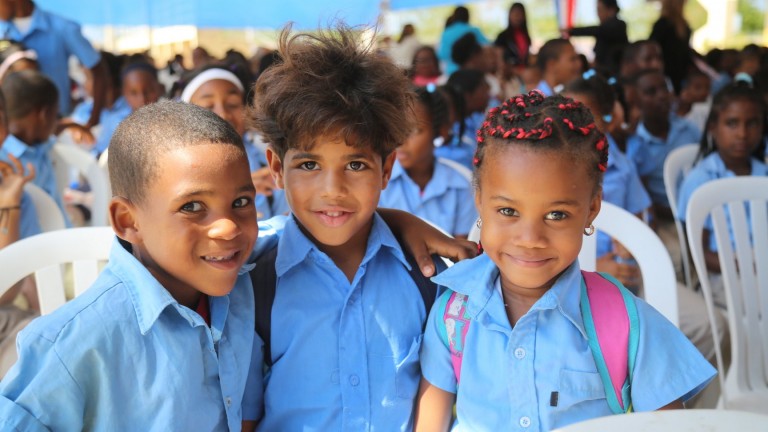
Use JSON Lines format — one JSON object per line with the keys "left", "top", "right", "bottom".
{"left": 442, "top": 291, "right": 471, "bottom": 385}
{"left": 580, "top": 270, "right": 639, "bottom": 414}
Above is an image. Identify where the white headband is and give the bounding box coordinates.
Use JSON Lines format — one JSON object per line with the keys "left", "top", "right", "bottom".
{"left": 180, "top": 68, "right": 244, "bottom": 102}
{"left": 0, "top": 49, "right": 37, "bottom": 80}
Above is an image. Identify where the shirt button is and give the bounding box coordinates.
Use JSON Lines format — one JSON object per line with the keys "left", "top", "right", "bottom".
{"left": 349, "top": 374, "right": 360, "bottom": 386}
{"left": 514, "top": 347, "right": 526, "bottom": 359}
{"left": 225, "top": 397, "right": 232, "bottom": 407}
{"left": 519, "top": 416, "right": 531, "bottom": 428}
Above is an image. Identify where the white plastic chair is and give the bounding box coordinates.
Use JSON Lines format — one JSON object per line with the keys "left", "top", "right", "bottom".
{"left": 24, "top": 183, "right": 66, "bottom": 232}
{"left": 0, "top": 227, "right": 114, "bottom": 315}
{"left": 437, "top": 157, "right": 473, "bottom": 184}
{"left": 50, "top": 143, "right": 111, "bottom": 226}
{"left": 551, "top": 409, "right": 768, "bottom": 432}
{"left": 468, "top": 202, "right": 679, "bottom": 327}
{"left": 664, "top": 143, "right": 699, "bottom": 288}
{"left": 686, "top": 176, "right": 768, "bottom": 412}
{"left": 580, "top": 201, "right": 679, "bottom": 327}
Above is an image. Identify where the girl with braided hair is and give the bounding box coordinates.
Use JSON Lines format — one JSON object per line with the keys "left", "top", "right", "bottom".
{"left": 414, "top": 90, "right": 714, "bottom": 431}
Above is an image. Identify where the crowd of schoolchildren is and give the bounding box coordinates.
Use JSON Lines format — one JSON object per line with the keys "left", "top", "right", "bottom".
{"left": 0, "top": 0, "right": 765, "bottom": 430}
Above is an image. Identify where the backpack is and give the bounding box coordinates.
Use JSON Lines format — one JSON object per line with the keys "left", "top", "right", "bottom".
{"left": 250, "top": 244, "right": 442, "bottom": 368}
{"left": 439, "top": 270, "right": 639, "bottom": 414}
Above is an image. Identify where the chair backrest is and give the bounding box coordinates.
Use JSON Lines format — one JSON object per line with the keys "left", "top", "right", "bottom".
{"left": 580, "top": 202, "right": 679, "bottom": 327}
{"left": 50, "top": 143, "right": 112, "bottom": 226}
{"left": 437, "top": 157, "right": 473, "bottom": 184}
{"left": 0, "top": 227, "right": 114, "bottom": 315}
{"left": 686, "top": 176, "right": 768, "bottom": 408}
{"left": 469, "top": 203, "right": 679, "bottom": 327}
{"left": 24, "top": 183, "right": 66, "bottom": 232}
{"left": 663, "top": 143, "right": 699, "bottom": 288}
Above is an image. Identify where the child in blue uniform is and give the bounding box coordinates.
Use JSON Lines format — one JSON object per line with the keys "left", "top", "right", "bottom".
{"left": 677, "top": 80, "right": 767, "bottom": 308}
{"left": 380, "top": 85, "right": 477, "bottom": 237}
{"left": 415, "top": 90, "right": 715, "bottom": 431}
{"left": 246, "top": 25, "right": 443, "bottom": 431}
{"left": 0, "top": 101, "right": 262, "bottom": 430}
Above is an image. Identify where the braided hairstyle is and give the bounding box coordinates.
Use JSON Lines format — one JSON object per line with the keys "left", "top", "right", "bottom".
{"left": 473, "top": 90, "right": 608, "bottom": 194}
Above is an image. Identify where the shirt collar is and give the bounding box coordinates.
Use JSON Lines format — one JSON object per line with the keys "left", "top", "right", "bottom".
{"left": 275, "top": 212, "right": 409, "bottom": 277}
{"left": 108, "top": 237, "right": 252, "bottom": 335}
{"left": 702, "top": 152, "right": 768, "bottom": 177}
{"left": 636, "top": 114, "right": 693, "bottom": 145}
{"left": 433, "top": 255, "right": 587, "bottom": 338}
{"left": 2, "top": 134, "right": 55, "bottom": 158}
{"left": 28, "top": 4, "right": 49, "bottom": 34}
{"left": 390, "top": 160, "right": 470, "bottom": 193}
{"left": 536, "top": 80, "right": 554, "bottom": 97}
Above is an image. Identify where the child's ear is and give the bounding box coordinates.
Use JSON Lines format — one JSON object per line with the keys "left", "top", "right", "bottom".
{"left": 265, "top": 147, "right": 285, "bottom": 189}
{"left": 109, "top": 197, "right": 142, "bottom": 244}
{"left": 586, "top": 188, "right": 602, "bottom": 229}
{"left": 381, "top": 151, "right": 396, "bottom": 189}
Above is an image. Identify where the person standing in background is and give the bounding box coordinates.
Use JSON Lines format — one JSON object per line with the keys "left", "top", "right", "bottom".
{"left": 564, "top": 0, "right": 628, "bottom": 76}
{"left": 649, "top": 0, "right": 694, "bottom": 95}
{"left": 0, "top": 0, "right": 107, "bottom": 125}
{"left": 438, "top": 6, "right": 488, "bottom": 76}
{"left": 494, "top": 3, "right": 530, "bottom": 69}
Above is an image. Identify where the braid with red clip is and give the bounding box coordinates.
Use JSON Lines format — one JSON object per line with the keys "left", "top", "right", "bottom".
{"left": 473, "top": 90, "right": 609, "bottom": 188}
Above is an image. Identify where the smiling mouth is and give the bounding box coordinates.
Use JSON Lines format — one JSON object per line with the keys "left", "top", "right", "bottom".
{"left": 314, "top": 210, "right": 353, "bottom": 227}
{"left": 508, "top": 255, "right": 552, "bottom": 268}
{"left": 201, "top": 251, "right": 241, "bottom": 269}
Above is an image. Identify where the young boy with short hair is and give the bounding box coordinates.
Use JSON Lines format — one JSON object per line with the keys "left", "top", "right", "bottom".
{"left": 0, "top": 100, "right": 262, "bottom": 430}
{"left": 247, "top": 25, "right": 435, "bottom": 430}
{"left": 535, "top": 38, "right": 580, "bottom": 96}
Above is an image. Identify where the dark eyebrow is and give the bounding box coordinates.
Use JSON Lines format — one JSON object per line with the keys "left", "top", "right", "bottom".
{"left": 490, "top": 195, "right": 581, "bottom": 207}
{"left": 175, "top": 183, "right": 255, "bottom": 201}
{"left": 346, "top": 152, "right": 375, "bottom": 161}
{"left": 291, "top": 152, "right": 319, "bottom": 160}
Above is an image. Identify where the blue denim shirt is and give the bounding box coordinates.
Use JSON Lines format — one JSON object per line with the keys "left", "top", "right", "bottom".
{"left": 677, "top": 152, "right": 768, "bottom": 251}
{"left": 626, "top": 116, "right": 701, "bottom": 206}
{"left": 421, "top": 254, "right": 716, "bottom": 431}
{"left": 379, "top": 159, "right": 477, "bottom": 236}
{"left": 0, "top": 238, "right": 259, "bottom": 431}
{"left": 0, "top": 6, "right": 100, "bottom": 115}
{"left": 254, "top": 213, "right": 428, "bottom": 431}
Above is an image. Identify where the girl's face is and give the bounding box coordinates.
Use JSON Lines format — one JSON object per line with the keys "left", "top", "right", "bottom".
{"left": 413, "top": 49, "right": 439, "bottom": 78}
{"left": 123, "top": 70, "right": 161, "bottom": 111}
{"left": 189, "top": 79, "right": 245, "bottom": 136}
{"left": 710, "top": 99, "right": 764, "bottom": 162}
{"left": 475, "top": 145, "right": 600, "bottom": 297}
{"left": 397, "top": 101, "right": 436, "bottom": 171}
{"left": 509, "top": 7, "right": 524, "bottom": 27}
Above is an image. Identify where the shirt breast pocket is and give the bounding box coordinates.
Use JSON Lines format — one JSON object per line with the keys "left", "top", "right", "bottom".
{"left": 556, "top": 369, "right": 607, "bottom": 410}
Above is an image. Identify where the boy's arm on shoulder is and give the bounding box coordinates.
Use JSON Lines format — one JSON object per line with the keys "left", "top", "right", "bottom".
{"left": 414, "top": 378, "right": 454, "bottom": 432}
{"left": 0, "top": 331, "right": 85, "bottom": 431}
{"left": 378, "top": 208, "right": 477, "bottom": 277}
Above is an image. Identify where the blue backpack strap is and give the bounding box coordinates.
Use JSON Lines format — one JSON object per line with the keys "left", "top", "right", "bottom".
{"left": 249, "top": 246, "right": 279, "bottom": 368}
{"left": 580, "top": 271, "right": 640, "bottom": 414}
{"left": 438, "top": 290, "right": 472, "bottom": 385}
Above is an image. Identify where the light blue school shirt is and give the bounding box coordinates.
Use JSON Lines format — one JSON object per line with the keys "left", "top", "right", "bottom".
{"left": 256, "top": 213, "right": 428, "bottom": 431}
{"left": 626, "top": 116, "right": 701, "bottom": 206}
{"left": 438, "top": 22, "right": 488, "bottom": 75}
{"left": 18, "top": 191, "right": 41, "bottom": 240}
{"left": 421, "top": 254, "right": 716, "bottom": 431}
{"left": 243, "top": 133, "right": 289, "bottom": 221}
{"left": 70, "top": 99, "right": 93, "bottom": 125}
{"left": 535, "top": 80, "right": 555, "bottom": 97}
{"left": 379, "top": 159, "right": 477, "bottom": 236}
{"left": 92, "top": 96, "right": 133, "bottom": 155}
{"left": 0, "top": 238, "right": 260, "bottom": 431}
{"left": 0, "top": 6, "right": 100, "bottom": 115}
{"left": 0, "top": 134, "right": 67, "bottom": 221}
{"left": 677, "top": 152, "right": 768, "bottom": 252}
{"left": 598, "top": 135, "right": 652, "bottom": 257}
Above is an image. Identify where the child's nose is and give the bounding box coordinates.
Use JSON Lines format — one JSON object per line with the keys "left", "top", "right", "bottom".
{"left": 513, "top": 218, "right": 547, "bottom": 248}
{"left": 208, "top": 216, "right": 242, "bottom": 240}
{"left": 320, "top": 170, "right": 347, "bottom": 198}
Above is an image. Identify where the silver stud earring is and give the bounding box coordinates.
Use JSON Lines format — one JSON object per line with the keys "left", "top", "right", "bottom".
{"left": 476, "top": 218, "right": 482, "bottom": 229}
{"left": 583, "top": 224, "right": 595, "bottom": 236}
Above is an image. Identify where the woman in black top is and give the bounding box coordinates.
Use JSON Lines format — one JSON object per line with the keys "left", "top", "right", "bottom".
{"left": 566, "top": 0, "right": 628, "bottom": 76}
{"left": 494, "top": 3, "right": 531, "bottom": 67}
{"left": 649, "top": 0, "right": 693, "bottom": 95}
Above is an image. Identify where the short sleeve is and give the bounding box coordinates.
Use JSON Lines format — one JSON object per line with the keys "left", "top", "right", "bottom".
{"left": 242, "top": 331, "right": 264, "bottom": 421}
{"left": 624, "top": 162, "right": 652, "bottom": 215}
{"left": 629, "top": 297, "right": 716, "bottom": 410}
{"left": 0, "top": 331, "right": 85, "bottom": 430}
{"left": 62, "top": 20, "right": 100, "bottom": 69}
{"left": 420, "top": 291, "right": 458, "bottom": 394}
